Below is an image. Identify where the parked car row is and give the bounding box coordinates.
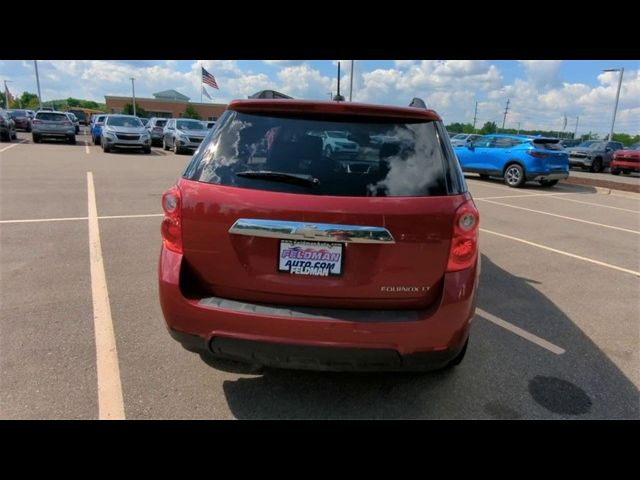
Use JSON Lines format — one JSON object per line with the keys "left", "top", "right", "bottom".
{"left": 610, "top": 142, "right": 640, "bottom": 175}
{"left": 0, "top": 108, "right": 18, "bottom": 141}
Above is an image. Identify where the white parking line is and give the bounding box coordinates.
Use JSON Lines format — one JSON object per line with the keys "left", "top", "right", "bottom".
{"left": 87, "top": 172, "right": 125, "bottom": 420}
{"left": 0, "top": 213, "right": 163, "bottom": 224}
{"left": 547, "top": 194, "right": 639, "bottom": 213}
{"left": 85, "top": 139, "right": 90, "bottom": 155}
{"left": 479, "top": 198, "right": 640, "bottom": 235}
{"left": 475, "top": 308, "right": 566, "bottom": 355}
{"left": 0, "top": 143, "right": 20, "bottom": 153}
{"left": 481, "top": 227, "right": 640, "bottom": 277}
{"left": 100, "top": 213, "right": 163, "bottom": 220}
{"left": 475, "top": 193, "right": 572, "bottom": 201}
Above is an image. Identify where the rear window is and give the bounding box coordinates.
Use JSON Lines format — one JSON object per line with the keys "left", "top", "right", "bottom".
{"left": 176, "top": 119, "right": 205, "bottom": 130}
{"left": 155, "top": 119, "right": 167, "bottom": 127}
{"left": 184, "top": 110, "right": 462, "bottom": 197}
{"left": 8, "top": 110, "right": 28, "bottom": 118}
{"left": 36, "top": 112, "right": 68, "bottom": 121}
{"left": 532, "top": 139, "right": 564, "bottom": 151}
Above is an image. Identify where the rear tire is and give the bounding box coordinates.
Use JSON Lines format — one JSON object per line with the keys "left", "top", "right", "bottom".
{"left": 143, "top": 147, "right": 151, "bottom": 154}
{"left": 32, "top": 134, "right": 40, "bottom": 143}
{"left": 590, "top": 157, "right": 603, "bottom": 173}
{"left": 610, "top": 168, "right": 620, "bottom": 175}
{"left": 102, "top": 141, "right": 110, "bottom": 153}
{"left": 68, "top": 136, "right": 76, "bottom": 145}
{"left": 445, "top": 338, "right": 468, "bottom": 368}
{"left": 504, "top": 163, "right": 525, "bottom": 188}
{"left": 163, "top": 138, "right": 170, "bottom": 151}
{"left": 11, "top": 130, "right": 17, "bottom": 140}
{"left": 173, "top": 141, "right": 181, "bottom": 155}
{"left": 0, "top": 130, "right": 9, "bottom": 142}
{"left": 539, "top": 179, "right": 558, "bottom": 187}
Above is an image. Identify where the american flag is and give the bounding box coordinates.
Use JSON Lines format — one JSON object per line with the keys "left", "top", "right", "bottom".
{"left": 202, "top": 67, "right": 219, "bottom": 90}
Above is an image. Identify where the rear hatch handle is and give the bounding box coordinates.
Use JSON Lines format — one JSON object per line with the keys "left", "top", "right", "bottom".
{"left": 229, "top": 219, "right": 395, "bottom": 244}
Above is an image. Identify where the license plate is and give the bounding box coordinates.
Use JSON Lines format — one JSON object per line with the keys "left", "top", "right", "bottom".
{"left": 278, "top": 240, "right": 343, "bottom": 276}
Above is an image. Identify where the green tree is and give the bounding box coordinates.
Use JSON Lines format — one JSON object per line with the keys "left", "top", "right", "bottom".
{"left": 479, "top": 121, "right": 497, "bottom": 135}
{"left": 122, "top": 102, "right": 148, "bottom": 117}
{"left": 183, "top": 104, "right": 201, "bottom": 120}
{"left": 17, "top": 92, "right": 40, "bottom": 109}
{"left": 67, "top": 97, "right": 80, "bottom": 107}
{"left": 0, "top": 92, "right": 6, "bottom": 109}
{"left": 612, "top": 133, "right": 638, "bottom": 147}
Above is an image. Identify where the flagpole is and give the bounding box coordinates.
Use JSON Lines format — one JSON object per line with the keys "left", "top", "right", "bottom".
{"left": 200, "top": 62, "right": 203, "bottom": 103}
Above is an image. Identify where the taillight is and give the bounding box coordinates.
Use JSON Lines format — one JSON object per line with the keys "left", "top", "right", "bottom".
{"left": 446, "top": 198, "right": 479, "bottom": 272}
{"left": 63, "top": 121, "right": 72, "bottom": 126}
{"left": 161, "top": 185, "right": 182, "bottom": 254}
{"left": 527, "top": 150, "right": 548, "bottom": 158}
{"left": 32, "top": 119, "right": 41, "bottom": 125}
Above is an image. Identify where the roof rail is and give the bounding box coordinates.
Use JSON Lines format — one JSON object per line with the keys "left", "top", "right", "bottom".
{"left": 409, "top": 97, "right": 428, "bottom": 109}
{"left": 248, "top": 90, "right": 293, "bottom": 99}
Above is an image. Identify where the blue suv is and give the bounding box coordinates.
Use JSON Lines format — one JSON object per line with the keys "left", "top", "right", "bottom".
{"left": 89, "top": 114, "right": 107, "bottom": 145}
{"left": 454, "top": 134, "right": 569, "bottom": 187}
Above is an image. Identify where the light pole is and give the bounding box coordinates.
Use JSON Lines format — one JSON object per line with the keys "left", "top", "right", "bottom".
{"left": 603, "top": 68, "right": 624, "bottom": 142}
{"left": 349, "top": 60, "right": 355, "bottom": 102}
{"left": 34, "top": 60, "right": 43, "bottom": 110}
{"left": 130, "top": 77, "right": 136, "bottom": 116}
{"left": 3, "top": 80, "right": 12, "bottom": 109}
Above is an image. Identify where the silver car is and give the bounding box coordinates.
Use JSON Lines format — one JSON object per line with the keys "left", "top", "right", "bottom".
{"left": 162, "top": 118, "right": 207, "bottom": 154}
{"left": 450, "top": 133, "right": 483, "bottom": 147}
{"left": 146, "top": 117, "right": 169, "bottom": 146}
{"left": 566, "top": 140, "right": 625, "bottom": 173}
{"left": 32, "top": 111, "right": 76, "bottom": 144}
{"left": 101, "top": 114, "right": 151, "bottom": 154}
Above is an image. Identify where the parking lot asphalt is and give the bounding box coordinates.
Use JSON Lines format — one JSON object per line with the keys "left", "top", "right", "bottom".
{"left": 1, "top": 129, "right": 638, "bottom": 419}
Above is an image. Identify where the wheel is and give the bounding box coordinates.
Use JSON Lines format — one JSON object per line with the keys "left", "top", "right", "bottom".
{"left": 479, "top": 173, "right": 490, "bottom": 180}
{"left": 163, "top": 138, "right": 170, "bottom": 151}
{"left": 26, "top": 125, "right": 32, "bottom": 133}
{"left": 68, "top": 136, "right": 76, "bottom": 145}
{"left": 32, "top": 134, "right": 40, "bottom": 143}
{"left": 445, "top": 338, "right": 468, "bottom": 368}
{"left": 102, "top": 140, "right": 110, "bottom": 153}
{"left": 173, "top": 141, "right": 181, "bottom": 155}
{"left": 11, "top": 130, "right": 17, "bottom": 140}
{"left": 504, "top": 163, "right": 525, "bottom": 188}
{"left": 143, "top": 147, "right": 151, "bottom": 154}
{"left": 610, "top": 168, "right": 620, "bottom": 176}
{"left": 324, "top": 146, "right": 333, "bottom": 158}
{"left": 539, "top": 179, "right": 559, "bottom": 188}
{"left": 590, "top": 158, "right": 603, "bottom": 173}
{"left": 0, "top": 130, "right": 9, "bottom": 142}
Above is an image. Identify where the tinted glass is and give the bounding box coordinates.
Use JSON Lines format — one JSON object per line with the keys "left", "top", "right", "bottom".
{"left": 106, "top": 116, "right": 142, "bottom": 127}
{"left": 176, "top": 119, "right": 205, "bottom": 130}
{"left": 184, "top": 110, "right": 453, "bottom": 197}
{"left": 155, "top": 119, "right": 167, "bottom": 127}
{"left": 8, "top": 110, "right": 28, "bottom": 118}
{"left": 36, "top": 112, "right": 68, "bottom": 121}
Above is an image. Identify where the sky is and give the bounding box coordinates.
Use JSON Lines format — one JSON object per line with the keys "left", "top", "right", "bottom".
{"left": 1, "top": 60, "right": 638, "bottom": 136}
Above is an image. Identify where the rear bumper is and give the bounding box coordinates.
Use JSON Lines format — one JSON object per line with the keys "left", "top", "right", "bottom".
{"left": 159, "top": 246, "right": 478, "bottom": 371}
{"left": 527, "top": 171, "right": 569, "bottom": 182}
{"left": 33, "top": 128, "right": 75, "bottom": 137}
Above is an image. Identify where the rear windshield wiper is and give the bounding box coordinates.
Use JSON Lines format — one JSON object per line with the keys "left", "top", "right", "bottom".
{"left": 236, "top": 170, "right": 320, "bottom": 188}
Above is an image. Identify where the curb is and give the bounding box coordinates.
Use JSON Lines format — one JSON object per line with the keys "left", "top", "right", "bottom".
{"left": 561, "top": 176, "right": 640, "bottom": 195}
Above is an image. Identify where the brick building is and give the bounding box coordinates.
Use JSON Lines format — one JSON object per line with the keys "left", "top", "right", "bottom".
{"left": 105, "top": 89, "right": 226, "bottom": 120}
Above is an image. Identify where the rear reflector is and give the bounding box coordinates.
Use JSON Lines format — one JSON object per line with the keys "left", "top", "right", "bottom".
{"left": 527, "top": 150, "right": 548, "bottom": 158}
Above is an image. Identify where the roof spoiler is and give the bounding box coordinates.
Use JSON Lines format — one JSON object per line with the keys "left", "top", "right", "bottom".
{"left": 409, "top": 97, "right": 428, "bottom": 109}
{"left": 248, "top": 90, "right": 293, "bottom": 99}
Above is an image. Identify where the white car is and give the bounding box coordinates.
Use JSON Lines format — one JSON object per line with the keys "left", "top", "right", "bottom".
{"left": 320, "top": 130, "right": 360, "bottom": 159}
{"left": 450, "top": 133, "right": 483, "bottom": 147}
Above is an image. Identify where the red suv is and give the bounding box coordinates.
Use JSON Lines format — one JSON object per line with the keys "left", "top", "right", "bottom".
{"left": 159, "top": 98, "right": 479, "bottom": 371}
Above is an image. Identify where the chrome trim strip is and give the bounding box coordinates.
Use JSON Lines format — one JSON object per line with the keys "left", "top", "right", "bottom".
{"left": 229, "top": 218, "right": 395, "bottom": 244}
